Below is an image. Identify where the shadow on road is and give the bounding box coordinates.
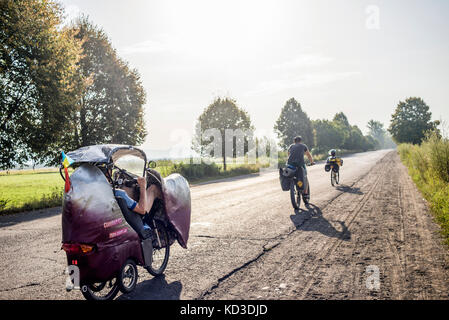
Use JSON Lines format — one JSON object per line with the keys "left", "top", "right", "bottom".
{"left": 290, "top": 203, "right": 351, "bottom": 241}
{"left": 0, "top": 207, "right": 61, "bottom": 228}
{"left": 117, "top": 274, "right": 182, "bottom": 300}
{"left": 336, "top": 184, "right": 364, "bottom": 195}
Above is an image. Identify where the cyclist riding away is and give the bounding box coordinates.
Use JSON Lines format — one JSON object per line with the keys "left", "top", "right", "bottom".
{"left": 325, "top": 149, "right": 343, "bottom": 169}
{"left": 325, "top": 149, "right": 343, "bottom": 186}
{"left": 287, "top": 136, "right": 315, "bottom": 198}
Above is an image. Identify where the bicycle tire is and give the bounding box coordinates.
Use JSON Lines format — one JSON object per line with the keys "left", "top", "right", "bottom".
{"left": 290, "top": 180, "right": 300, "bottom": 209}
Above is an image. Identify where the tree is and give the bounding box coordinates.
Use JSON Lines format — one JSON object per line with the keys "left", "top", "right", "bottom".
{"left": 69, "top": 17, "right": 147, "bottom": 149}
{"left": 312, "top": 119, "right": 344, "bottom": 153}
{"left": 332, "top": 112, "right": 351, "bottom": 148}
{"left": 0, "top": 0, "right": 82, "bottom": 169}
{"left": 193, "top": 97, "right": 253, "bottom": 171}
{"left": 255, "top": 135, "right": 275, "bottom": 159}
{"left": 343, "top": 126, "right": 364, "bottom": 150}
{"left": 274, "top": 98, "right": 314, "bottom": 150}
{"left": 364, "top": 135, "right": 379, "bottom": 151}
{"left": 367, "top": 120, "right": 385, "bottom": 148}
{"left": 367, "top": 120, "right": 397, "bottom": 149}
{"left": 333, "top": 112, "right": 351, "bottom": 128}
{"left": 388, "top": 97, "right": 440, "bottom": 144}
{"left": 329, "top": 112, "right": 376, "bottom": 151}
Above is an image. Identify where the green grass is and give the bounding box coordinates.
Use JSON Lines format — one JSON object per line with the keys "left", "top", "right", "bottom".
{"left": 398, "top": 134, "right": 449, "bottom": 246}
{"left": 0, "top": 147, "right": 375, "bottom": 215}
{"left": 0, "top": 161, "right": 266, "bottom": 215}
{"left": 158, "top": 161, "right": 267, "bottom": 183}
{"left": 0, "top": 170, "right": 65, "bottom": 214}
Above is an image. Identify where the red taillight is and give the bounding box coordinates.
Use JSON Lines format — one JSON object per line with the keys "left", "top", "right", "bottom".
{"left": 61, "top": 243, "right": 94, "bottom": 254}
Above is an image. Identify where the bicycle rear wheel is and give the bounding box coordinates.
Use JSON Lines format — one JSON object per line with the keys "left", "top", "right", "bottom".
{"left": 81, "top": 279, "right": 119, "bottom": 301}
{"left": 290, "top": 181, "right": 300, "bottom": 209}
{"left": 331, "top": 171, "right": 336, "bottom": 186}
{"left": 146, "top": 220, "right": 170, "bottom": 276}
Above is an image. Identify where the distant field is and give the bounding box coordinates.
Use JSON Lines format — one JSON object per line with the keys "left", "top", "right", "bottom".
{"left": 1, "top": 149, "right": 360, "bottom": 215}
{"left": 0, "top": 160, "right": 265, "bottom": 215}
{"left": 0, "top": 169, "right": 65, "bottom": 214}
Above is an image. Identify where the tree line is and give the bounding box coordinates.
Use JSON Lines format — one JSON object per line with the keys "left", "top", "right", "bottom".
{"left": 1, "top": 1, "right": 440, "bottom": 171}
{"left": 0, "top": 0, "right": 146, "bottom": 170}
{"left": 193, "top": 96, "right": 441, "bottom": 172}
{"left": 273, "top": 97, "right": 396, "bottom": 153}
{"left": 193, "top": 96, "right": 397, "bottom": 170}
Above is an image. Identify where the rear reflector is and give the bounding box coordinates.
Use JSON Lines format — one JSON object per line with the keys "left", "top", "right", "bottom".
{"left": 62, "top": 243, "right": 94, "bottom": 254}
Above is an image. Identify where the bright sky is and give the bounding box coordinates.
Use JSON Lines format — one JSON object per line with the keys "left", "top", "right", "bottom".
{"left": 62, "top": 0, "right": 449, "bottom": 157}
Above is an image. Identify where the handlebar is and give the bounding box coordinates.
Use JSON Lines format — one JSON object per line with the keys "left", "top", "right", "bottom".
{"left": 123, "top": 178, "right": 138, "bottom": 188}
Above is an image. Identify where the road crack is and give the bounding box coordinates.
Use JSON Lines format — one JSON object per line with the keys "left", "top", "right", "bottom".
{"left": 197, "top": 153, "right": 392, "bottom": 299}
{"left": 198, "top": 239, "right": 281, "bottom": 299}
{"left": 191, "top": 234, "right": 284, "bottom": 242}
{"left": 0, "top": 282, "right": 41, "bottom": 293}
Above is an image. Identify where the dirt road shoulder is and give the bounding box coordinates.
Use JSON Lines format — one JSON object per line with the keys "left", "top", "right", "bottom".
{"left": 202, "top": 151, "right": 449, "bottom": 300}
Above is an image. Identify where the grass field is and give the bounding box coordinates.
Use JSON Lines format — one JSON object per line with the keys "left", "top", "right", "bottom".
{"left": 0, "top": 161, "right": 265, "bottom": 215}
{"left": 0, "top": 148, "right": 366, "bottom": 215}
{"left": 0, "top": 169, "right": 65, "bottom": 214}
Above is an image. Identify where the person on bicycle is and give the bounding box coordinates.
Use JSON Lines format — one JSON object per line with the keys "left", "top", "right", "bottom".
{"left": 326, "top": 149, "right": 343, "bottom": 168}
{"left": 287, "top": 136, "right": 315, "bottom": 196}
{"left": 101, "top": 167, "right": 161, "bottom": 238}
{"left": 114, "top": 175, "right": 161, "bottom": 216}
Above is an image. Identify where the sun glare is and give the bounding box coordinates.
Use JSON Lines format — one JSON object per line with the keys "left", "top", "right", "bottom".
{"left": 159, "top": 0, "right": 283, "bottom": 61}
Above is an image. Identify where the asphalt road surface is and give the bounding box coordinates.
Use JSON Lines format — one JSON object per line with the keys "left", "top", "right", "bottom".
{"left": 1, "top": 149, "right": 448, "bottom": 300}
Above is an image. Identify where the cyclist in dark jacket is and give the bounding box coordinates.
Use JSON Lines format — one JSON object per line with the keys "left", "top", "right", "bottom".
{"left": 287, "top": 136, "right": 315, "bottom": 195}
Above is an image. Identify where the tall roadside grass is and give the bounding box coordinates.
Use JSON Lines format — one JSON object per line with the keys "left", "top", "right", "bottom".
{"left": 398, "top": 133, "right": 449, "bottom": 246}
{"left": 158, "top": 160, "right": 268, "bottom": 182}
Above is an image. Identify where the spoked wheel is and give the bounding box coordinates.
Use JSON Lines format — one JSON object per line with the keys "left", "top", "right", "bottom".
{"left": 331, "top": 171, "right": 336, "bottom": 187}
{"left": 290, "top": 180, "right": 301, "bottom": 209}
{"left": 118, "top": 259, "right": 138, "bottom": 294}
{"left": 81, "top": 278, "right": 120, "bottom": 301}
{"left": 146, "top": 220, "right": 170, "bottom": 276}
{"left": 335, "top": 171, "right": 340, "bottom": 185}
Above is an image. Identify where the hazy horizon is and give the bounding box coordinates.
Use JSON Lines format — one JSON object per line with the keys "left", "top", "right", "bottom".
{"left": 61, "top": 0, "right": 449, "bottom": 156}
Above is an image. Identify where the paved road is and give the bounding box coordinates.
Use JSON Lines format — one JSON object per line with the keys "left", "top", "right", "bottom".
{"left": 1, "top": 149, "right": 448, "bottom": 299}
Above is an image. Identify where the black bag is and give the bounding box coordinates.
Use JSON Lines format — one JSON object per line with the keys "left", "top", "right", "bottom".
{"left": 279, "top": 168, "right": 292, "bottom": 191}
{"left": 325, "top": 164, "right": 331, "bottom": 172}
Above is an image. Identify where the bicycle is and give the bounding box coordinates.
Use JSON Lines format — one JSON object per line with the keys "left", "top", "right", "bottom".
{"left": 289, "top": 164, "right": 314, "bottom": 210}
{"left": 325, "top": 157, "right": 342, "bottom": 187}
